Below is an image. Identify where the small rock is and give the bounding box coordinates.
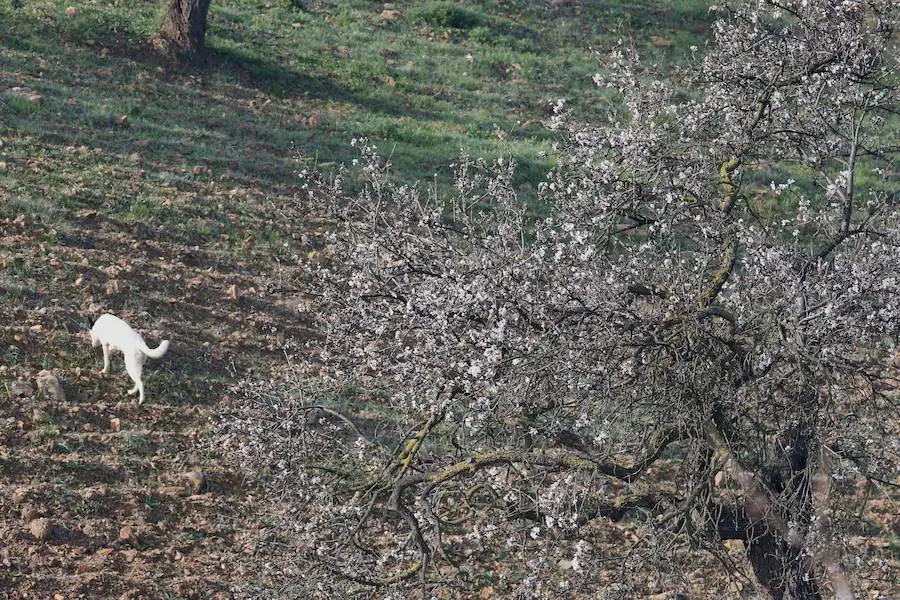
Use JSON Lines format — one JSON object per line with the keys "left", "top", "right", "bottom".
{"left": 11, "top": 487, "right": 29, "bottom": 504}
{"left": 11, "top": 380, "right": 35, "bottom": 397}
{"left": 110, "top": 417, "right": 121, "bottom": 432}
{"left": 21, "top": 504, "right": 39, "bottom": 522}
{"left": 37, "top": 370, "right": 66, "bottom": 402}
{"left": 105, "top": 279, "right": 119, "bottom": 295}
{"left": 31, "top": 407, "right": 50, "bottom": 424}
{"left": 226, "top": 284, "right": 239, "bottom": 301}
{"left": 29, "top": 517, "right": 54, "bottom": 541}
{"left": 184, "top": 471, "right": 206, "bottom": 494}
{"left": 118, "top": 525, "right": 136, "bottom": 544}
{"left": 158, "top": 485, "right": 187, "bottom": 496}
{"left": 66, "top": 6, "right": 77, "bottom": 16}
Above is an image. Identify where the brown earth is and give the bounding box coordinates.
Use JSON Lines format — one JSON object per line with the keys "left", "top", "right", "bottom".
{"left": 0, "top": 203, "right": 320, "bottom": 597}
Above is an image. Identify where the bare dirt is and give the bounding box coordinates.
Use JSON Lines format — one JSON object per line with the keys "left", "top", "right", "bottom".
{"left": 0, "top": 205, "right": 317, "bottom": 598}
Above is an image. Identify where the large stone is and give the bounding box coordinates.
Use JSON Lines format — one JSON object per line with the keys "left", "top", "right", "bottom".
{"left": 29, "top": 518, "right": 54, "bottom": 541}
{"left": 37, "top": 370, "right": 66, "bottom": 402}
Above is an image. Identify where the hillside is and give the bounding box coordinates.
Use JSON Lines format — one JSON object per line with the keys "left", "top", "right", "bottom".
{"left": 2, "top": 1, "right": 896, "bottom": 598}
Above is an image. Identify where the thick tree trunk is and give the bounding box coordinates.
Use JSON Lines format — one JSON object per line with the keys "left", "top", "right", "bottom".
{"left": 746, "top": 532, "right": 821, "bottom": 600}
{"left": 159, "top": 0, "right": 212, "bottom": 57}
{"left": 717, "top": 503, "right": 823, "bottom": 600}
{"left": 713, "top": 421, "right": 827, "bottom": 599}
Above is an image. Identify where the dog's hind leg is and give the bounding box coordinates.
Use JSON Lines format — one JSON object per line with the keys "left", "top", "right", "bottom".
{"left": 124, "top": 355, "right": 145, "bottom": 404}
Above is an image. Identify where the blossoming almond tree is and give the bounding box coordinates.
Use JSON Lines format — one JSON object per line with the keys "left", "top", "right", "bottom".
{"left": 220, "top": 1, "right": 898, "bottom": 597}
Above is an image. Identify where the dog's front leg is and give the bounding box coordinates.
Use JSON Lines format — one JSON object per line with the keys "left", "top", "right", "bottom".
{"left": 100, "top": 343, "right": 110, "bottom": 374}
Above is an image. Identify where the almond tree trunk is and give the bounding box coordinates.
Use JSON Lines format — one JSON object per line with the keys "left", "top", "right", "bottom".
{"left": 746, "top": 532, "right": 822, "bottom": 600}
{"left": 159, "top": 0, "right": 212, "bottom": 57}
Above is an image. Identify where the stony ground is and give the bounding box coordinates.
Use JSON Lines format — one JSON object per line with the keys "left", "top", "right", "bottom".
{"left": 0, "top": 202, "right": 320, "bottom": 597}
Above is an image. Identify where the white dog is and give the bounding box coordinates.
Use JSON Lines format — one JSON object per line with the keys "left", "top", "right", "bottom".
{"left": 90, "top": 314, "right": 169, "bottom": 404}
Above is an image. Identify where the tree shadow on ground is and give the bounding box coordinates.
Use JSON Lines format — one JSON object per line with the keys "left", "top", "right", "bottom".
{"left": 206, "top": 42, "right": 443, "bottom": 123}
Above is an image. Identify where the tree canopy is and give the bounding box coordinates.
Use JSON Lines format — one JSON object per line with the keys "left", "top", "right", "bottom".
{"left": 218, "top": 1, "right": 899, "bottom": 597}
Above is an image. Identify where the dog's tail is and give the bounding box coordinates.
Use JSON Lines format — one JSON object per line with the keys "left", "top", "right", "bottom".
{"left": 141, "top": 340, "right": 170, "bottom": 359}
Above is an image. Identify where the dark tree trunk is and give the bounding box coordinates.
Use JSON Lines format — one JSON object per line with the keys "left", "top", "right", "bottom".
{"left": 749, "top": 426, "right": 822, "bottom": 599}
{"left": 746, "top": 532, "right": 821, "bottom": 600}
{"left": 159, "top": 0, "right": 212, "bottom": 57}
{"left": 718, "top": 506, "right": 822, "bottom": 600}
{"left": 714, "top": 419, "right": 826, "bottom": 599}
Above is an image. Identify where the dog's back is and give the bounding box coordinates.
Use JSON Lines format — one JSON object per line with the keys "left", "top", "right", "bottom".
{"left": 91, "top": 314, "right": 140, "bottom": 353}
{"left": 91, "top": 314, "right": 168, "bottom": 358}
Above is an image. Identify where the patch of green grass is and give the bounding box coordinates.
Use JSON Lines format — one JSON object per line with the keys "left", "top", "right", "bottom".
{"left": 410, "top": 2, "right": 484, "bottom": 30}
{"left": 1, "top": 92, "right": 42, "bottom": 115}
{"left": 34, "top": 423, "right": 61, "bottom": 443}
{"left": 0, "top": 0, "right": 712, "bottom": 222}
{"left": 124, "top": 196, "right": 156, "bottom": 222}
{"left": 143, "top": 495, "right": 164, "bottom": 511}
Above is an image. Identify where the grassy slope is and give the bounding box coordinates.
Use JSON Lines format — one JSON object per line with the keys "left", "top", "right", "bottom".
{"left": 0, "top": 3, "right": 704, "bottom": 596}
{"left": 1, "top": 0, "right": 896, "bottom": 597}
{"left": 0, "top": 0, "right": 710, "bottom": 216}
